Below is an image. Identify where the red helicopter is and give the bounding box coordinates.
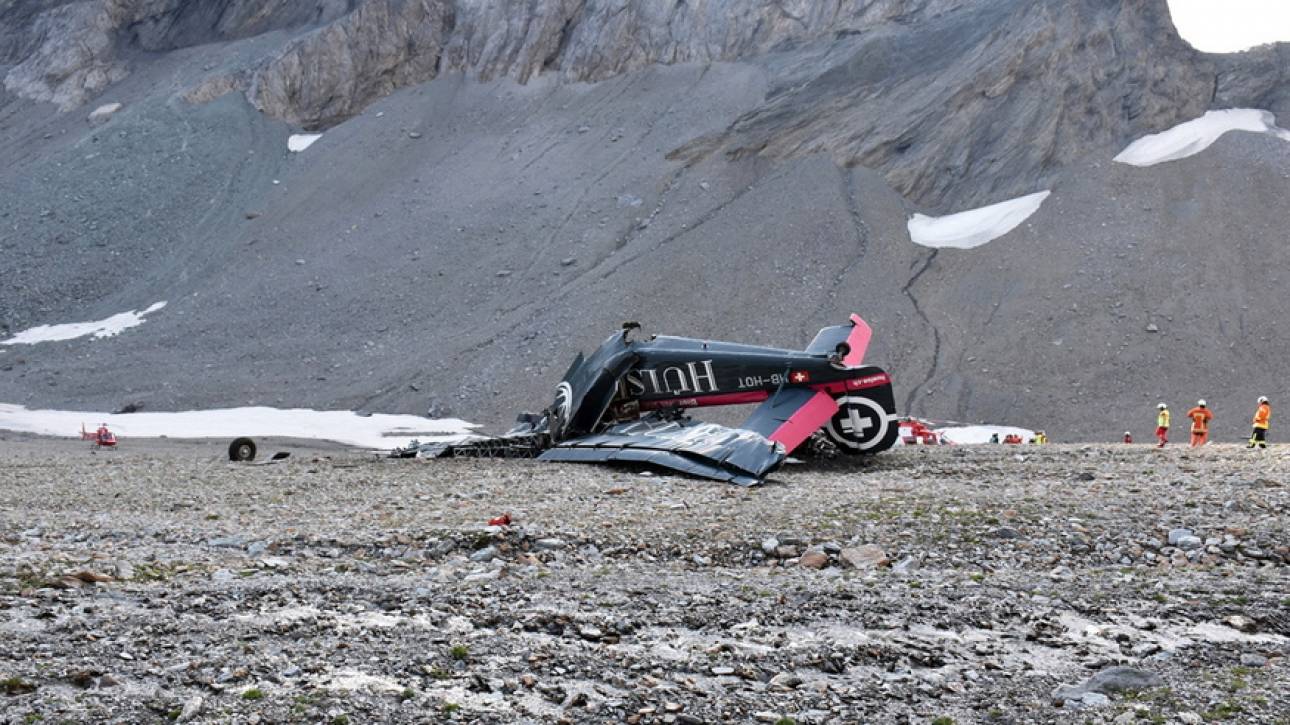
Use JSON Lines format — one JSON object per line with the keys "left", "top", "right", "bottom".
{"left": 81, "top": 422, "right": 118, "bottom": 449}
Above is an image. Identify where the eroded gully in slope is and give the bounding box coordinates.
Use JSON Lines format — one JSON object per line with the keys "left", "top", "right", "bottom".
{"left": 901, "top": 249, "right": 943, "bottom": 416}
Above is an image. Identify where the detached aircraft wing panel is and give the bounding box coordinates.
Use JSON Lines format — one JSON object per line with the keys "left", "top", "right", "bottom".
{"left": 539, "top": 416, "right": 784, "bottom": 485}
{"left": 742, "top": 387, "right": 839, "bottom": 454}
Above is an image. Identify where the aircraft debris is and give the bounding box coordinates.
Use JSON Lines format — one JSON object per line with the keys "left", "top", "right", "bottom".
{"left": 403, "top": 314, "right": 899, "bottom": 484}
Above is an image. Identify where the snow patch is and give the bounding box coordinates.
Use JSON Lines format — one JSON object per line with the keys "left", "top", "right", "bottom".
{"left": 1114, "top": 109, "right": 1290, "bottom": 167}
{"left": 908, "top": 191, "right": 1050, "bottom": 250}
{"left": 1, "top": 302, "right": 166, "bottom": 345}
{"left": 935, "top": 425, "right": 1036, "bottom": 446}
{"left": 0, "top": 404, "right": 477, "bottom": 451}
{"left": 288, "top": 133, "right": 322, "bottom": 152}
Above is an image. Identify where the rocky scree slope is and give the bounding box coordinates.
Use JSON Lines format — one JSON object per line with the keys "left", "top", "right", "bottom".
{"left": 0, "top": 0, "right": 1287, "bottom": 440}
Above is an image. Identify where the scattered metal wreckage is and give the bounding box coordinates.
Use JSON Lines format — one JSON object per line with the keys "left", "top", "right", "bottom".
{"left": 398, "top": 314, "right": 899, "bottom": 484}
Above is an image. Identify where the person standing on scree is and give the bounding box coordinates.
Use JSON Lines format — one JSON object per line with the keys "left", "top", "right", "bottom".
{"left": 1187, "top": 399, "right": 1213, "bottom": 448}
{"left": 1249, "top": 396, "right": 1271, "bottom": 449}
{"left": 1155, "top": 403, "right": 1170, "bottom": 447}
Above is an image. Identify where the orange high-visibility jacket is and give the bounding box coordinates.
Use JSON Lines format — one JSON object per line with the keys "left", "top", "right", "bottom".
{"left": 1188, "top": 407, "right": 1213, "bottom": 433}
{"left": 1253, "top": 403, "right": 1271, "bottom": 430}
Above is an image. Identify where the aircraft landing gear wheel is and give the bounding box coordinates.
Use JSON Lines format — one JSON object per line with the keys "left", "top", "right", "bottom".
{"left": 824, "top": 396, "right": 895, "bottom": 454}
{"left": 228, "top": 437, "right": 257, "bottom": 462}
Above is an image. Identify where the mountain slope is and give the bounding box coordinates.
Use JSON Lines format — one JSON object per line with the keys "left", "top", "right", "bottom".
{"left": 0, "top": 0, "right": 1287, "bottom": 441}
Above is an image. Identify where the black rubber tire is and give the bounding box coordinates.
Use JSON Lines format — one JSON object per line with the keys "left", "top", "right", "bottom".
{"left": 228, "top": 437, "right": 257, "bottom": 462}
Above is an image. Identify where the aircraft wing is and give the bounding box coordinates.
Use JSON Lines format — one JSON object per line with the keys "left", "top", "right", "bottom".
{"left": 741, "top": 387, "right": 840, "bottom": 453}
{"left": 539, "top": 415, "right": 785, "bottom": 486}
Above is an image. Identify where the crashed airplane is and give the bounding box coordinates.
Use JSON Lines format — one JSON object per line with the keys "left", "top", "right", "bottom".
{"left": 411, "top": 314, "right": 898, "bottom": 484}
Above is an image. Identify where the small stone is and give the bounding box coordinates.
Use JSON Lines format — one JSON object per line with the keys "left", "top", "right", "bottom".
{"left": 992, "top": 526, "right": 1021, "bottom": 539}
{"left": 1177, "top": 713, "right": 1202, "bottom": 725}
{"left": 295, "top": 258, "right": 306, "bottom": 265}
{"left": 1113, "top": 710, "right": 1138, "bottom": 724}
{"left": 113, "top": 561, "right": 134, "bottom": 580}
{"left": 760, "top": 537, "right": 779, "bottom": 555}
{"left": 1145, "top": 323, "right": 1159, "bottom": 333}
{"left": 74, "top": 570, "right": 113, "bottom": 583}
{"left": 698, "top": 181, "right": 710, "bottom": 190}
{"left": 892, "top": 556, "right": 921, "bottom": 575}
{"left": 533, "top": 538, "right": 566, "bottom": 551}
{"left": 87, "top": 102, "right": 122, "bottom": 124}
{"left": 663, "top": 701, "right": 682, "bottom": 712}
{"left": 1167, "top": 528, "right": 1192, "bottom": 546}
{"left": 560, "top": 257, "right": 576, "bottom": 266}
{"left": 211, "top": 569, "right": 235, "bottom": 583}
{"left": 1225, "top": 615, "right": 1257, "bottom": 633}
{"left": 470, "top": 546, "right": 498, "bottom": 563}
{"left": 496, "top": 269, "right": 511, "bottom": 277}
{"left": 769, "top": 672, "right": 802, "bottom": 690}
{"left": 1052, "top": 666, "right": 1162, "bottom": 704}
{"left": 775, "top": 544, "right": 799, "bottom": 559}
{"left": 798, "top": 551, "right": 828, "bottom": 569}
{"left": 1080, "top": 692, "right": 1110, "bottom": 707}
{"left": 1239, "top": 653, "right": 1267, "bottom": 667}
{"left": 711, "top": 666, "right": 735, "bottom": 676}
{"left": 1175, "top": 535, "right": 1202, "bottom": 551}
{"left": 177, "top": 696, "right": 204, "bottom": 722}
{"left": 408, "top": 131, "right": 423, "bottom": 139}
{"left": 840, "top": 545, "right": 889, "bottom": 569}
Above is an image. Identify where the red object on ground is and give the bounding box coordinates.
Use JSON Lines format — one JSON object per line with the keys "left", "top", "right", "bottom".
{"left": 488, "top": 513, "right": 512, "bottom": 526}
{"left": 1003, "top": 434, "right": 1023, "bottom": 445}
{"left": 82, "top": 423, "right": 117, "bottom": 447}
{"left": 898, "top": 418, "right": 941, "bottom": 445}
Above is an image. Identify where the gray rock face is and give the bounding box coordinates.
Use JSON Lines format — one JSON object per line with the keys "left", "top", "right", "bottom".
{"left": 3, "top": 0, "right": 1284, "bottom": 208}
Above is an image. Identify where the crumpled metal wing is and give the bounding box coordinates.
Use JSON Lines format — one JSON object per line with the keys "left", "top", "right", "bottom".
{"left": 539, "top": 415, "right": 785, "bottom": 486}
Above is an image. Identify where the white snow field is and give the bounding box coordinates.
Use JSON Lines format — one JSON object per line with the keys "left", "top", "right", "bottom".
{"left": 935, "top": 424, "right": 1038, "bottom": 445}
{"left": 0, "top": 404, "right": 478, "bottom": 450}
{"left": 1114, "top": 109, "right": 1290, "bottom": 167}
{"left": 907, "top": 191, "right": 1051, "bottom": 250}
{"left": 0, "top": 302, "right": 167, "bottom": 345}
{"left": 288, "top": 133, "right": 323, "bottom": 152}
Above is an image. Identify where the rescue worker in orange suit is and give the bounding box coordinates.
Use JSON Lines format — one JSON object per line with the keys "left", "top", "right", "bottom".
{"left": 1155, "top": 403, "right": 1170, "bottom": 447}
{"left": 1248, "top": 396, "right": 1271, "bottom": 449}
{"left": 1187, "top": 400, "right": 1213, "bottom": 448}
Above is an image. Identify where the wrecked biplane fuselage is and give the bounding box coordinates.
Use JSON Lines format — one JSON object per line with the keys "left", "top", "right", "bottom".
{"left": 417, "top": 314, "right": 899, "bottom": 484}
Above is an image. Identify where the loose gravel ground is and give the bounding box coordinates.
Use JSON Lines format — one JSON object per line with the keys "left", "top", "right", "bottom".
{"left": 1, "top": 438, "right": 1287, "bottom": 724}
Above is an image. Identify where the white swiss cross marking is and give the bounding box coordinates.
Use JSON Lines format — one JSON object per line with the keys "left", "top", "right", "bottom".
{"left": 841, "top": 407, "right": 874, "bottom": 436}
{"left": 790, "top": 371, "right": 809, "bottom": 383}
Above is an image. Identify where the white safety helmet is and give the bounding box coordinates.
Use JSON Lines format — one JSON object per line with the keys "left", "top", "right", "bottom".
{"left": 1259, "top": 396, "right": 1268, "bottom": 404}
{"left": 1157, "top": 403, "right": 1167, "bottom": 410}
{"left": 1198, "top": 399, "right": 1206, "bottom": 407}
